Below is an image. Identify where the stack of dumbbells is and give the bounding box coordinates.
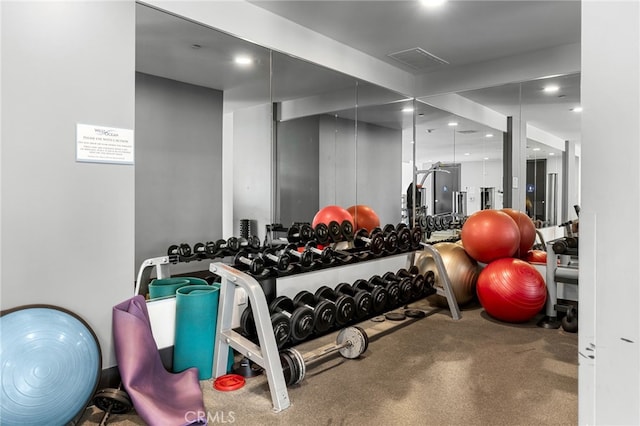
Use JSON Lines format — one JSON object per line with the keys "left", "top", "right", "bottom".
{"left": 238, "top": 266, "right": 435, "bottom": 349}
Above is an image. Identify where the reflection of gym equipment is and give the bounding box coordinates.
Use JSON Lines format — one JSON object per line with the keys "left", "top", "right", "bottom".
{"left": 480, "top": 187, "right": 494, "bottom": 210}
{"left": 537, "top": 238, "right": 579, "bottom": 332}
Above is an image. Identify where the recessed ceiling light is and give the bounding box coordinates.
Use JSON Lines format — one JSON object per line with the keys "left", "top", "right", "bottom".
{"left": 532, "top": 147, "right": 541, "bottom": 151}
{"left": 549, "top": 152, "right": 555, "bottom": 156}
{"left": 420, "top": 0, "right": 447, "bottom": 8}
{"left": 234, "top": 55, "right": 253, "bottom": 65}
{"left": 402, "top": 107, "right": 414, "bottom": 113}
{"left": 571, "top": 106, "right": 583, "bottom": 112}
{"left": 483, "top": 157, "right": 489, "bottom": 160}
{"left": 447, "top": 121, "right": 458, "bottom": 127}
{"left": 543, "top": 85, "right": 559, "bottom": 93}
{"left": 485, "top": 133, "right": 493, "bottom": 138}
{"left": 464, "top": 152, "right": 470, "bottom": 156}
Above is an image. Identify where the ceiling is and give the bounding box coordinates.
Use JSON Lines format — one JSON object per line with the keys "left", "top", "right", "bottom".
{"left": 136, "top": 1, "right": 582, "bottom": 163}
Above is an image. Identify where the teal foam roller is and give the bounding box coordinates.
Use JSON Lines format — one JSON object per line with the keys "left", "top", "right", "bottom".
{"left": 173, "top": 284, "right": 232, "bottom": 379}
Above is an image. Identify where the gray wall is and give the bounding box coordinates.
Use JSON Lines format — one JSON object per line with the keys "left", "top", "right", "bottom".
{"left": 1, "top": 1, "right": 135, "bottom": 368}
{"left": 276, "top": 116, "right": 320, "bottom": 225}
{"left": 355, "top": 121, "right": 403, "bottom": 226}
{"left": 580, "top": 1, "right": 640, "bottom": 424}
{"left": 135, "top": 73, "right": 223, "bottom": 274}
{"left": 319, "top": 116, "right": 357, "bottom": 208}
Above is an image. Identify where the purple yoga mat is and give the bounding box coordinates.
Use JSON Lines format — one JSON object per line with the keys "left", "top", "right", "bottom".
{"left": 113, "top": 295, "right": 207, "bottom": 426}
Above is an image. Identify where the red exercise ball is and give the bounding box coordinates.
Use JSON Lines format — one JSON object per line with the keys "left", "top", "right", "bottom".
{"left": 346, "top": 205, "right": 380, "bottom": 232}
{"left": 476, "top": 258, "right": 547, "bottom": 323}
{"left": 523, "top": 249, "right": 547, "bottom": 264}
{"left": 502, "top": 208, "right": 537, "bottom": 257}
{"left": 312, "top": 205, "right": 354, "bottom": 229}
{"left": 461, "top": 209, "right": 520, "bottom": 264}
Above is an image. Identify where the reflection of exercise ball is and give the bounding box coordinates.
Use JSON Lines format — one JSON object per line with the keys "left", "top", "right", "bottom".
{"left": 476, "top": 258, "right": 546, "bottom": 323}
{"left": 312, "top": 205, "right": 354, "bottom": 229}
{"left": 414, "top": 242, "right": 479, "bottom": 307}
{"left": 461, "top": 209, "right": 520, "bottom": 263}
{"left": 523, "top": 249, "right": 547, "bottom": 264}
{"left": 346, "top": 205, "right": 380, "bottom": 232}
{"left": 502, "top": 208, "right": 536, "bottom": 256}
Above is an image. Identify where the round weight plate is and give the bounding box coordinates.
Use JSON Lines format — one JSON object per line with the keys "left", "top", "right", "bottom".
{"left": 214, "top": 374, "right": 246, "bottom": 392}
{"left": 398, "top": 280, "right": 413, "bottom": 304}
{"left": 293, "top": 291, "right": 315, "bottom": 307}
{"left": 300, "top": 224, "right": 315, "bottom": 242}
{"left": 371, "top": 316, "right": 386, "bottom": 322}
{"left": 385, "top": 312, "right": 407, "bottom": 321}
{"left": 93, "top": 388, "right": 133, "bottom": 414}
{"left": 314, "top": 223, "right": 330, "bottom": 244}
{"left": 370, "top": 287, "right": 388, "bottom": 314}
{"left": 286, "top": 348, "right": 306, "bottom": 385}
{"left": 240, "top": 308, "right": 256, "bottom": 337}
{"left": 328, "top": 221, "right": 342, "bottom": 242}
{"left": 336, "top": 326, "right": 368, "bottom": 359}
{"left": 271, "top": 312, "right": 291, "bottom": 349}
{"left": 248, "top": 236, "right": 261, "bottom": 249}
{"left": 404, "top": 309, "right": 427, "bottom": 319}
{"left": 0, "top": 306, "right": 101, "bottom": 425}
{"left": 313, "top": 300, "right": 336, "bottom": 333}
{"left": 352, "top": 290, "right": 373, "bottom": 319}
{"left": 333, "top": 295, "right": 355, "bottom": 326}
{"left": 386, "top": 284, "right": 400, "bottom": 309}
{"left": 290, "top": 307, "right": 314, "bottom": 341}
{"left": 410, "top": 227, "right": 423, "bottom": 246}
{"left": 341, "top": 220, "right": 354, "bottom": 240}
{"left": 269, "top": 296, "right": 295, "bottom": 314}
{"left": 279, "top": 351, "right": 295, "bottom": 386}
{"left": 383, "top": 224, "right": 396, "bottom": 235}
{"left": 397, "top": 228, "right": 411, "bottom": 250}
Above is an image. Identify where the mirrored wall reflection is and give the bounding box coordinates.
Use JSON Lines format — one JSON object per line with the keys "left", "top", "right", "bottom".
{"left": 271, "top": 51, "right": 358, "bottom": 226}
{"left": 135, "top": 3, "right": 271, "bottom": 273}
{"left": 409, "top": 100, "right": 504, "bottom": 228}
{"left": 459, "top": 72, "right": 581, "bottom": 227}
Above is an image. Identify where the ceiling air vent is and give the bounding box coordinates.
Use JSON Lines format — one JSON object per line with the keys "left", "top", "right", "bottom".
{"left": 387, "top": 47, "right": 449, "bottom": 72}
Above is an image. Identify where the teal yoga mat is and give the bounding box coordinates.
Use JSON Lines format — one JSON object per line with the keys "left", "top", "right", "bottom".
{"left": 148, "top": 277, "right": 208, "bottom": 299}
{"left": 173, "top": 284, "right": 232, "bottom": 380}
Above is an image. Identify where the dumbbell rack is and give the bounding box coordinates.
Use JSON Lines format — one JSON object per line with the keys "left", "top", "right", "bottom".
{"left": 134, "top": 255, "right": 175, "bottom": 297}
{"left": 210, "top": 243, "right": 461, "bottom": 413}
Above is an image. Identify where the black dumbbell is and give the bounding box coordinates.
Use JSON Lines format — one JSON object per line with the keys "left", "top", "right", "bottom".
{"left": 353, "top": 229, "right": 385, "bottom": 254}
{"left": 287, "top": 224, "right": 314, "bottom": 243}
{"left": 370, "top": 274, "right": 409, "bottom": 306}
{"left": 314, "top": 286, "right": 355, "bottom": 327}
{"left": 227, "top": 236, "right": 261, "bottom": 252}
{"left": 396, "top": 267, "right": 428, "bottom": 297}
{"left": 240, "top": 307, "right": 291, "bottom": 349}
{"left": 233, "top": 250, "right": 265, "bottom": 275}
{"left": 382, "top": 271, "right": 420, "bottom": 301}
{"left": 304, "top": 241, "right": 335, "bottom": 264}
{"left": 409, "top": 226, "right": 423, "bottom": 249}
{"left": 395, "top": 224, "right": 412, "bottom": 251}
{"left": 314, "top": 223, "right": 330, "bottom": 245}
{"left": 327, "top": 220, "right": 343, "bottom": 242}
{"left": 353, "top": 278, "right": 391, "bottom": 313}
{"left": 341, "top": 220, "right": 354, "bottom": 241}
{"left": 269, "top": 296, "right": 315, "bottom": 342}
{"left": 281, "top": 244, "right": 315, "bottom": 268}
{"left": 380, "top": 226, "right": 399, "bottom": 253}
{"left": 260, "top": 247, "right": 291, "bottom": 271}
{"left": 293, "top": 291, "right": 336, "bottom": 334}
{"left": 193, "top": 241, "right": 219, "bottom": 258}
{"left": 334, "top": 283, "right": 373, "bottom": 319}
{"left": 167, "top": 243, "right": 191, "bottom": 257}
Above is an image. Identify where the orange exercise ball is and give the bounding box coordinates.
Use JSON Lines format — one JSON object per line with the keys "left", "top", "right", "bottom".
{"left": 461, "top": 209, "right": 520, "bottom": 264}
{"left": 523, "top": 249, "right": 547, "bottom": 264}
{"left": 501, "top": 208, "right": 536, "bottom": 257}
{"left": 346, "top": 205, "right": 380, "bottom": 232}
{"left": 312, "top": 205, "right": 354, "bottom": 229}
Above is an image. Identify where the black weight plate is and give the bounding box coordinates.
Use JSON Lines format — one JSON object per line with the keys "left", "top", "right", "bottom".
{"left": 384, "top": 312, "right": 406, "bottom": 321}
{"left": 383, "top": 223, "right": 396, "bottom": 235}
{"left": 271, "top": 312, "right": 291, "bottom": 349}
{"left": 314, "top": 223, "right": 330, "bottom": 244}
{"left": 328, "top": 221, "right": 342, "bottom": 242}
{"left": 240, "top": 308, "right": 256, "bottom": 337}
{"left": 333, "top": 295, "right": 355, "bottom": 326}
{"left": 269, "top": 296, "right": 295, "bottom": 314}
{"left": 300, "top": 224, "right": 314, "bottom": 242}
{"left": 313, "top": 300, "right": 336, "bottom": 333}
{"left": 370, "top": 286, "right": 388, "bottom": 314}
{"left": 290, "top": 307, "right": 314, "bottom": 341}
{"left": 293, "top": 291, "right": 315, "bottom": 307}
{"left": 404, "top": 309, "right": 426, "bottom": 319}
{"left": 341, "top": 220, "right": 354, "bottom": 240}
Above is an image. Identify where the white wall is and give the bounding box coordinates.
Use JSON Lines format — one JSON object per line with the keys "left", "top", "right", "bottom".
{"left": 580, "top": 1, "right": 640, "bottom": 424}
{"left": 1, "top": 1, "right": 135, "bottom": 368}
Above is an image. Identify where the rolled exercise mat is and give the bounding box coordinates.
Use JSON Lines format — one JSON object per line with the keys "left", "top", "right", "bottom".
{"left": 0, "top": 305, "right": 101, "bottom": 426}
{"left": 113, "top": 296, "right": 206, "bottom": 426}
{"left": 148, "top": 277, "right": 195, "bottom": 299}
{"left": 174, "top": 284, "right": 224, "bottom": 380}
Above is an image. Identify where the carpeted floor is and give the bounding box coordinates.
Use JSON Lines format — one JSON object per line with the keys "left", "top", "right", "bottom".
{"left": 80, "top": 299, "right": 578, "bottom": 426}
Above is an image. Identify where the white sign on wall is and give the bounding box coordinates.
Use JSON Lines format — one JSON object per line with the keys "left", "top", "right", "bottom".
{"left": 76, "top": 123, "right": 134, "bottom": 164}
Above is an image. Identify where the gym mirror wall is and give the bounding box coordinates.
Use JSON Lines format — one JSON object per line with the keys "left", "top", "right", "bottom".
{"left": 458, "top": 72, "right": 581, "bottom": 228}
{"left": 272, "top": 53, "right": 413, "bottom": 229}
{"left": 409, "top": 99, "right": 505, "bottom": 228}
{"left": 135, "top": 3, "right": 271, "bottom": 275}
